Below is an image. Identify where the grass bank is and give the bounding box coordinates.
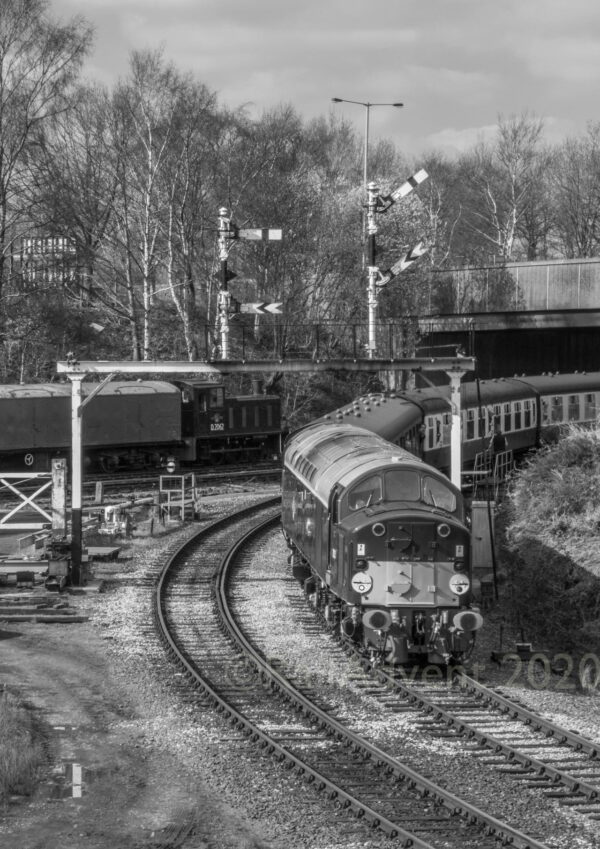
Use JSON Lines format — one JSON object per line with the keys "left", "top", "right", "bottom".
{"left": 0, "top": 688, "right": 46, "bottom": 803}
{"left": 498, "top": 425, "right": 600, "bottom": 657}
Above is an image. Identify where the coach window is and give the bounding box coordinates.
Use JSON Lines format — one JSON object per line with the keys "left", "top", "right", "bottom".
{"left": 466, "top": 408, "right": 475, "bottom": 440}
{"left": 523, "top": 399, "right": 532, "bottom": 428}
{"left": 440, "top": 412, "right": 451, "bottom": 446}
{"left": 514, "top": 401, "right": 522, "bottom": 430}
{"left": 584, "top": 393, "right": 596, "bottom": 420}
{"left": 551, "top": 395, "right": 564, "bottom": 423}
{"left": 478, "top": 409, "right": 486, "bottom": 439}
{"left": 503, "top": 402, "right": 512, "bottom": 433}
{"left": 428, "top": 416, "right": 442, "bottom": 448}
{"left": 425, "top": 416, "right": 433, "bottom": 449}
{"left": 493, "top": 404, "right": 502, "bottom": 431}
{"left": 568, "top": 394, "right": 580, "bottom": 421}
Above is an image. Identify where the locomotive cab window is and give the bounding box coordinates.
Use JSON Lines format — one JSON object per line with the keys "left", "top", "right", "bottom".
{"left": 385, "top": 469, "right": 420, "bottom": 502}
{"left": 422, "top": 475, "right": 456, "bottom": 512}
{"left": 209, "top": 387, "right": 224, "bottom": 408}
{"left": 348, "top": 475, "right": 382, "bottom": 510}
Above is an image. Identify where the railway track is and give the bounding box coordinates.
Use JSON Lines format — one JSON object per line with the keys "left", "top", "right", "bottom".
{"left": 152, "top": 501, "right": 553, "bottom": 848}
{"left": 343, "top": 655, "right": 600, "bottom": 816}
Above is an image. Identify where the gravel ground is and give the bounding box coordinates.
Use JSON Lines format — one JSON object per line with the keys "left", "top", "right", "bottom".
{"left": 234, "top": 531, "right": 600, "bottom": 849}
{"left": 2, "top": 485, "right": 600, "bottom": 849}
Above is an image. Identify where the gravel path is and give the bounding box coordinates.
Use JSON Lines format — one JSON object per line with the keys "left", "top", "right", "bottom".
{"left": 2, "top": 486, "right": 600, "bottom": 849}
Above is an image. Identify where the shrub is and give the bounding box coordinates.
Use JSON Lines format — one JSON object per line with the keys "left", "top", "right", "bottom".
{"left": 0, "top": 690, "right": 46, "bottom": 801}
{"left": 500, "top": 425, "right": 600, "bottom": 656}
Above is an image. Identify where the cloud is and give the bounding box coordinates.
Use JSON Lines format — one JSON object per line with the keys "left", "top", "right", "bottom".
{"left": 520, "top": 37, "right": 600, "bottom": 83}
{"left": 423, "top": 124, "right": 498, "bottom": 155}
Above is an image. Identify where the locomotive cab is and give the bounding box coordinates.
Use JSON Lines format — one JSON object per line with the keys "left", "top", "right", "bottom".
{"left": 176, "top": 378, "right": 282, "bottom": 464}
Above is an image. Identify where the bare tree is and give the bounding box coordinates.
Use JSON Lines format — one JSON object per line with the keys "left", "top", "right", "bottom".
{"left": 460, "top": 112, "right": 546, "bottom": 261}
{"left": 0, "top": 0, "right": 92, "bottom": 301}
{"left": 550, "top": 123, "right": 600, "bottom": 257}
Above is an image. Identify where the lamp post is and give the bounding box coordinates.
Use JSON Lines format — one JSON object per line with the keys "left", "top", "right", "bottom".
{"left": 331, "top": 98, "right": 403, "bottom": 200}
{"left": 332, "top": 98, "right": 403, "bottom": 357}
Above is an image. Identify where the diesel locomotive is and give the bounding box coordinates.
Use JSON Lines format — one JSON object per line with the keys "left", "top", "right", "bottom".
{"left": 282, "top": 422, "right": 483, "bottom": 665}
{"left": 0, "top": 377, "right": 282, "bottom": 472}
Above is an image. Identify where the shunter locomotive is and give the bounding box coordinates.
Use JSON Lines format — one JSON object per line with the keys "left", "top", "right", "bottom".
{"left": 0, "top": 377, "right": 281, "bottom": 472}
{"left": 282, "top": 422, "right": 483, "bottom": 665}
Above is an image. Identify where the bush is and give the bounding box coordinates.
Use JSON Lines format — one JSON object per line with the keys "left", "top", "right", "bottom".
{"left": 500, "top": 425, "right": 600, "bottom": 656}
{"left": 0, "top": 690, "right": 46, "bottom": 801}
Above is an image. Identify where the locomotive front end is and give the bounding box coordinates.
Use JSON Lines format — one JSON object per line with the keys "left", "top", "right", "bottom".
{"left": 282, "top": 422, "right": 483, "bottom": 669}
{"left": 342, "top": 507, "right": 482, "bottom": 665}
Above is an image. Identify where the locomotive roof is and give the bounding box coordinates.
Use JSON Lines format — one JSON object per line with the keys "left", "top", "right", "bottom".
{"left": 0, "top": 381, "right": 180, "bottom": 398}
{"left": 285, "top": 422, "right": 437, "bottom": 506}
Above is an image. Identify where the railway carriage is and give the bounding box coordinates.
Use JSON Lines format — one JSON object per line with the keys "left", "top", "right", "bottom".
{"left": 319, "top": 371, "right": 600, "bottom": 474}
{"left": 0, "top": 378, "right": 282, "bottom": 472}
{"left": 282, "top": 422, "right": 483, "bottom": 665}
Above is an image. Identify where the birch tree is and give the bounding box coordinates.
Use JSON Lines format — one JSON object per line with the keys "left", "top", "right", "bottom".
{"left": 0, "top": 0, "right": 91, "bottom": 301}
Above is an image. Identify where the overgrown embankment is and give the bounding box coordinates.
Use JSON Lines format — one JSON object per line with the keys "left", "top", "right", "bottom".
{"left": 0, "top": 689, "right": 46, "bottom": 803}
{"left": 499, "top": 426, "right": 600, "bottom": 655}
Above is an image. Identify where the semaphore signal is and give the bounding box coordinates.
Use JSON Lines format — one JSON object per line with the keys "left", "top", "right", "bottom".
{"left": 376, "top": 241, "right": 428, "bottom": 288}
{"left": 215, "top": 207, "right": 283, "bottom": 359}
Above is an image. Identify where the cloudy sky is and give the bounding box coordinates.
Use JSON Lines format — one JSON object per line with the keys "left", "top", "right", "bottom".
{"left": 52, "top": 0, "right": 600, "bottom": 157}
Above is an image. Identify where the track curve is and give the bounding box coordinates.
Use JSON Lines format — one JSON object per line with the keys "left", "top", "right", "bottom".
{"left": 152, "top": 502, "right": 553, "bottom": 849}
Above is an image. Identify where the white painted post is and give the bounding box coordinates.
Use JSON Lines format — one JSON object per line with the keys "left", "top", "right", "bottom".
{"left": 448, "top": 370, "right": 465, "bottom": 489}
{"left": 69, "top": 375, "right": 84, "bottom": 585}
{"left": 51, "top": 458, "right": 67, "bottom": 535}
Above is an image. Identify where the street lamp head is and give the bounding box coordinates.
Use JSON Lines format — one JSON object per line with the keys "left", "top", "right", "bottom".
{"left": 332, "top": 97, "right": 404, "bottom": 108}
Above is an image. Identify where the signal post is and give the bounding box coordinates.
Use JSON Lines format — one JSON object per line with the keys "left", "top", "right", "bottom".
{"left": 365, "top": 169, "right": 429, "bottom": 358}
{"left": 215, "top": 208, "right": 282, "bottom": 359}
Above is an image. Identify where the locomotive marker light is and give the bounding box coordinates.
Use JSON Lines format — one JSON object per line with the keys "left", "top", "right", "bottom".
{"left": 351, "top": 571, "right": 373, "bottom": 594}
